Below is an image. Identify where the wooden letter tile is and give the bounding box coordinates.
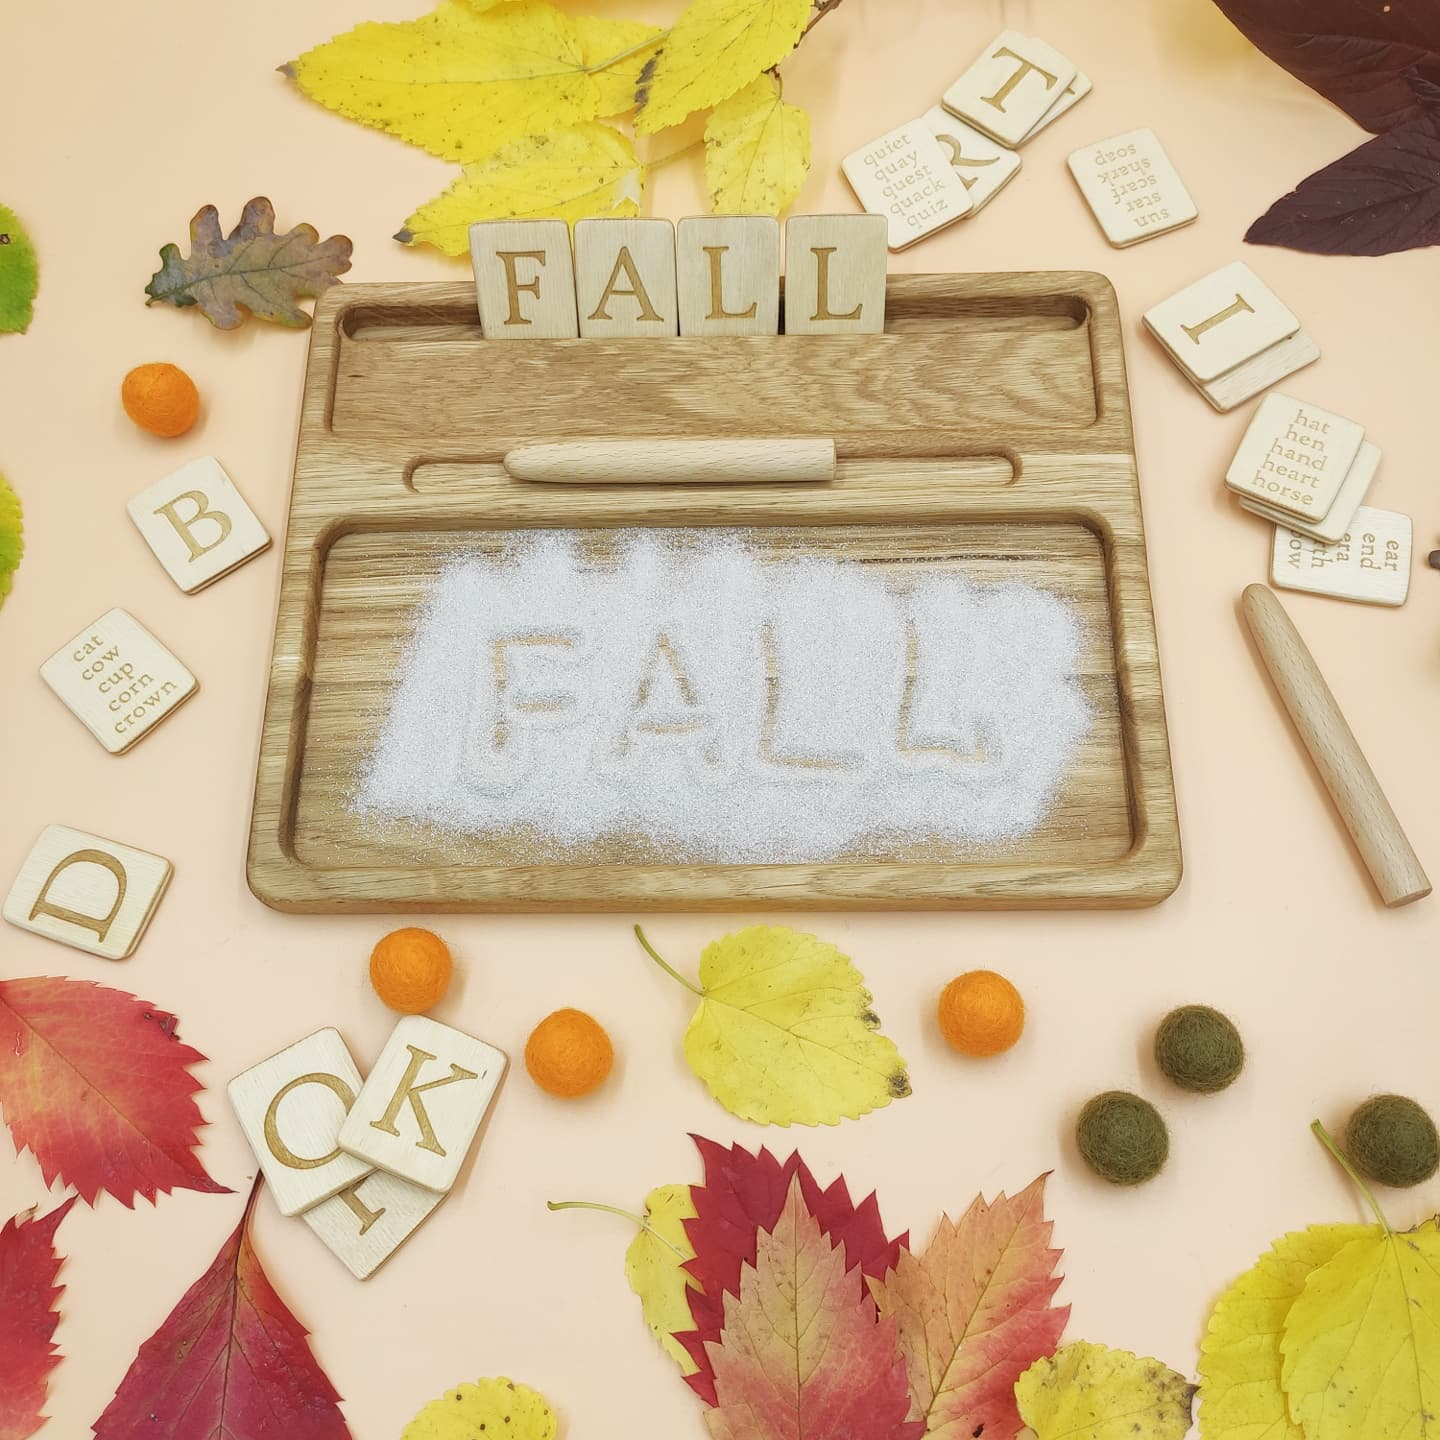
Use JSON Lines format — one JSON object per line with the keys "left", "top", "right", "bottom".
{"left": 228, "top": 1028, "right": 373, "bottom": 1216}
{"left": 919, "top": 107, "right": 1022, "bottom": 215}
{"left": 1240, "top": 441, "right": 1380, "bottom": 545}
{"left": 841, "top": 122, "right": 973, "bottom": 250}
{"left": 782, "top": 214, "right": 887, "bottom": 335}
{"left": 3, "top": 824, "right": 171, "bottom": 960}
{"left": 303, "top": 1169, "right": 443, "bottom": 1280}
{"left": 942, "top": 31, "right": 1079, "bottom": 148}
{"left": 469, "top": 220, "right": 578, "bottom": 339}
{"left": 1020, "top": 69, "right": 1092, "bottom": 140}
{"left": 1271, "top": 506, "right": 1412, "bottom": 606}
{"left": 40, "top": 608, "right": 197, "bottom": 754}
{"left": 676, "top": 217, "right": 780, "bottom": 336}
{"left": 1201, "top": 329, "right": 1320, "bottom": 413}
{"left": 127, "top": 456, "right": 271, "bottom": 594}
{"left": 1067, "top": 128, "right": 1197, "bottom": 247}
{"left": 1225, "top": 393, "right": 1366, "bottom": 521}
{"left": 338, "top": 1015, "right": 506, "bottom": 1194}
{"left": 574, "top": 218, "right": 678, "bottom": 338}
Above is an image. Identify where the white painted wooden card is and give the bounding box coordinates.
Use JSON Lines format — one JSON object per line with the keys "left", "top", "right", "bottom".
{"left": 469, "top": 220, "right": 578, "bottom": 339}
{"left": 942, "top": 31, "right": 1079, "bottom": 147}
{"left": 1240, "top": 441, "right": 1380, "bottom": 545}
{"left": 1022, "top": 70, "right": 1092, "bottom": 139}
{"left": 228, "top": 1028, "right": 372, "bottom": 1216}
{"left": 302, "top": 1169, "right": 443, "bottom": 1280}
{"left": 782, "top": 214, "right": 887, "bottom": 335}
{"left": 920, "top": 107, "right": 1022, "bottom": 214}
{"left": 1225, "top": 393, "right": 1366, "bottom": 521}
{"left": 337, "top": 1015, "right": 506, "bottom": 1194}
{"left": 1067, "top": 128, "right": 1197, "bottom": 247}
{"left": 574, "top": 219, "right": 678, "bottom": 339}
{"left": 1271, "top": 506, "right": 1412, "bottom": 606}
{"left": 127, "top": 456, "right": 271, "bottom": 594}
{"left": 676, "top": 217, "right": 780, "bottom": 335}
{"left": 40, "top": 608, "right": 197, "bottom": 754}
{"left": 3, "top": 824, "right": 171, "bottom": 960}
{"left": 841, "top": 122, "right": 973, "bottom": 250}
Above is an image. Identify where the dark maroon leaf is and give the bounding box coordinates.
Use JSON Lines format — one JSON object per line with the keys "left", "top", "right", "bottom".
{"left": 1246, "top": 106, "right": 1440, "bottom": 253}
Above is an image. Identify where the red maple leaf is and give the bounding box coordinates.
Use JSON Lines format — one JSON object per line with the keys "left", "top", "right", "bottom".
{"left": 678, "top": 1136, "right": 907, "bottom": 1404}
{"left": 94, "top": 1180, "right": 352, "bottom": 1439}
{"left": 0, "top": 978, "right": 229, "bottom": 1207}
{"left": 0, "top": 1197, "right": 76, "bottom": 1440}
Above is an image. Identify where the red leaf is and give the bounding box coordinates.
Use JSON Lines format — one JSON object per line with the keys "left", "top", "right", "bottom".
{"left": 93, "top": 1182, "right": 352, "bottom": 1440}
{"left": 1210, "top": 0, "right": 1440, "bottom": 132}
{"left": 704, "top": 1179, "right": 920, "bottom": 1440}
{"left": 677, "top": 1136, "right": 907, "bottom": 1405}
{"left": 0, "top": 1197, "right": 76, "bottom": 1440}
{"left": 0, "top": 978, "right": 229, "bottom": 1208}
{"left": 1246, "top": 106, "right": 1440, "bottom": 252}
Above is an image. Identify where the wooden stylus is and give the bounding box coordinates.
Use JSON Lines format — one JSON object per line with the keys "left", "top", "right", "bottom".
{"left": 503, "top": 438, "right": 837, "bottom": 485}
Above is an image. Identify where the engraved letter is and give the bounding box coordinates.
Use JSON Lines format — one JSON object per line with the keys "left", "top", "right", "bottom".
{"left": 29, "top": 848, "right": 127, "bottom": 942}
{"left": 703, "top": 246, "right": 758, "bottom": 321}
{"left": 497, "top": 250, "right": 547, "bottom": 327}
{"left": 979, "top": 47, "right": 1059, "bottom": 113}
{"left": 589, "top": 246, "right": 663, "bottom": 323}
{"left": 370, "top": 1045, "right": 478, "bottom": 1157}
{"left": 335, "top": 1176, "right": 386, "bottom": 1236}
{"left": 935, "top": 134, "right": 999, "bottom": 189}
{"left": 153, "top": 490, "right": 233, "bottom": 563}
{"left": 262, "top": 1072, "right": 357, "bottom": 1170}
{"left": 809, "top": 247, "right": 863, "bottom": 323}
{"left": 1180, "top": 293, "right": 1254, "bottom": 345}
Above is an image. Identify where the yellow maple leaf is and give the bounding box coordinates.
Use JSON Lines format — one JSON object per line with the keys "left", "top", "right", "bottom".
{"left": 636, "top": 925, "right": 911, "bottom": 1127}
{"left": 572, "top": 15, "right": 665, "bottom": 117}
{"left": 624, "top": 1184, "right": 702, "bottom": 1374}
{"left": 635, "top": 0, "right": 812, "bottom": 135}
{"left": 287, "top": 0, "right": 607, "bottom": 162}
{"left": 398, "top": 123, "right": 642, "bottom": 255}
{"left": 704, "top": 75, "right": 810, "bottom": 215}
{"left": 1016, "top": 1342, "right": 1196, "bottom": 1440}
{"left": 1280, "top": 1218, "right": 1440, "bottom": 1440}
{"left": 1198, "top": 1225, "right": 1372, "bottom": 1440}
{"left": 401, "top": 1376, "right": 556, "bottom": 1440}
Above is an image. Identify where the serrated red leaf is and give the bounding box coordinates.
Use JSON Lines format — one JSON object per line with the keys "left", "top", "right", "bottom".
{"left": 705, "top": 1179, "right": 921, "bottom": 1440}
{"left": 1246, "top": 107, "right": 1440, "bottom": 252}
{"left": 93, "top": 1181, "right": 351, "bottom": 1440}
{"left": 0, "top": 1197, "right": 76, "bottom": 1440}
{"left": 677, "top": 1136, "right": 907, "bottom": 1405}
{"left": 0, "top": 978, "right": 228, "bottom": 1208}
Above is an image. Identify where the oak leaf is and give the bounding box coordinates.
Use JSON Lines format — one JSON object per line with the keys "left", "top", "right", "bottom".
{"left": 626, "top": 1184, "right": 702, "bottom": 1374}
{"left": 870, "top": 1174, "right": 1067, "bottom": 1440}
{"left": 637, "top": 925, "right": 911, "bottom": 1128}
{"left": 401, "top": 1376, "right": 556, "bottom": 1440}
{"left": 704, "top": 1178, "right": 919, "bottom": 1440}
{"left": 145, "top": 197, "right": 351, "bottom": 329}
{"left": 93, "top": 1182, "right": 351, "bottom": 1439}
{"left": 398, "top": 123, "right": 642, "bottom": 255}
{"left": 704, "top": 75, "right": 811, "bottom": 216}
{"left": 0, "top": 1198, "right": 76, "bottom": 1440}
{"left": 0, "top": 204, "right": 38, "bottom": 334}
{"left": 0, "top": 977, "right": 228, "bottom": 1208}
{"left": 1015, "top": 1341, "right": 1196, "bottom": 1440}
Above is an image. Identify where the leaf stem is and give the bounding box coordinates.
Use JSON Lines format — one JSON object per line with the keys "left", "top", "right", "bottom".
{"left": 546, "top": 1198, "right": 688, "bottom": 1258}
{"left": 1311, "top": 1119, "right": 1391, "bottom": 1234}
{"left": 634, "top": 924, "right": 702, "bottom": 995}
{"left": 644, "top": 138, "right": 705, "bottom": 170}
{"left": 584, "top": 31, "right": 668, "bottom": 77}
{"left": 800, "top": 0, "right": 848, "bottom": 41}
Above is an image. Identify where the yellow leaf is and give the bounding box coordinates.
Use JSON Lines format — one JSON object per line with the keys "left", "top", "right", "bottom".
{"left": 1016, "top": 1341, "right": 1196, "bottom": 1440}
{"left": 399, "top": 124, "right": 642, "bottom": 255}
{"left": 1198, "top": 1225, "right": 1372, "bottom": 1440}
{"left": 1280, "top": 1219, "right": 1440, "bottom": 1440}
{"left": 572, "top": 15, "right": 665, "bottom": 117}
{"left": 287, "top": 0, "right": 605, "bottom": 162}
{"left": 0, "top": 473, "right": 23, "bottom": 607}
{"left": 638, "top": 925, "right": 911, "bottom": 1127}
{"left": 635, "top": 0, "right": 811, "bottom": 135}
{"left": 401, "top": 1376, "right": 556, "bottom": 1440}
{"left": 625, "top": 1183, "right": 701, "bottom": 1374}
{"left": 704, "top": 75, "right": 810, "bottom": 215}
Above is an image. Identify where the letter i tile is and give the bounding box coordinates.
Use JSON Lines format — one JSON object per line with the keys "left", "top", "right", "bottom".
{"left": 338, "top": 1015, "right": 507, "bottom": 1194}
{"left": 302, "top": 1170, "right": 444, "bottom": 1280}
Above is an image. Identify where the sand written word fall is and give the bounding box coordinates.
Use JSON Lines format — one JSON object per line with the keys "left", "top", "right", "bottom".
{"left": 353, "top": 530, "right": 1092, "bottom": 862}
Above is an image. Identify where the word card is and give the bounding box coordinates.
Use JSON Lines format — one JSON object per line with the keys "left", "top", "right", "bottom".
{"left": 4, "top": 824, "right": 171, "bottom": 960}
{"left": 942, "top": 31, "right": 1079, "bottom": 148}
{"left": 1067, "top": 128, "right": 1196, "bottom": 247}
{"left": 782, "top": 214, "right": 887, "bottom": 334}
{"left": 1271, "top": 507, "right": 1412, "bottom": 607}
{"left": 574, "top": 218, "right": 678, "bottom": 339}
{"left": 1225, "top": 393, "right": 1366, "bottom": 521}
{"left": 920, "top": 106, "right": 1022, "bottom": 214}
{"left": 40, "top": 608, "right": 197, "bottom": 754}
{"left": 302, "top": 1169, "right": 443, "bottom": 1280}
{"left": 228, "top": 1028, "right": 373, "bottom": 1216}
{"left": 1143, "top": 261, "right": 1318, "bottom": 410}
{"left": 127, "top": 456, "right": 271, "bottom": 594}
{"left": 841, "top": 122, "right": 973, "bottom": 249}
{"left": 1240, "top": 442, "right": 1380, "bottom": 546}
{"left": 338, "top": 1015, "right": 506, "bottom": 1194}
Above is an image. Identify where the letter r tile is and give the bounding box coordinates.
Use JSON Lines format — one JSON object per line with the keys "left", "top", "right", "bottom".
{"left": 338, "top": 1015, "right": 507, "bottom": 1194}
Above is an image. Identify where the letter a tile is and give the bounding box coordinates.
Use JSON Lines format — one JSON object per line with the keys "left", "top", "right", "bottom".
{"left": 338, "top": 1015, "right": 506, "bottom": 1194}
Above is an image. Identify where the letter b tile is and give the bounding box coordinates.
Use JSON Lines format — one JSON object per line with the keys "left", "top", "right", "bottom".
{"left": 338, "top": 1015, "right": 507, "bottom": 1194}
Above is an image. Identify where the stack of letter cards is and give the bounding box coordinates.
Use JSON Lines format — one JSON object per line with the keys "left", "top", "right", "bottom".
{"left": 230, "top": 1021, "right": 507, "bottom": 1279}
{"left": 1066, "top": 128, "right": 1197, "bottom": 247}
{"left": 1143, "top": 261, "right": 1318, "bottom": 411}
{"left": 843, "top": 32, "right": 1090, "bottom": 249}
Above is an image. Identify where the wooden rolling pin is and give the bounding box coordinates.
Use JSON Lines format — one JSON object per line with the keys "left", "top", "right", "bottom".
{"left": 1242, "top": 583, "right": 1430, "bottom": 908}
{"left": 504, "top": 438, "right": 836, "bottom": 485}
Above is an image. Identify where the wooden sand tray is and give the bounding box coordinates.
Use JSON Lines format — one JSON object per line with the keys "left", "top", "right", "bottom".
{"left": 247, "top": 272, "right": 1181, "bottom": 912}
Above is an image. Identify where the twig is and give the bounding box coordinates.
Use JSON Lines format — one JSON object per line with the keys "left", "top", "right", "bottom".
{"left": 800, "top": 0, "right": 848, "bottom": 41}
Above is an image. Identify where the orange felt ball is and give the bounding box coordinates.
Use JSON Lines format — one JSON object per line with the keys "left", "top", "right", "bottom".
{"left": 524, "top": 1008, "right": 614, "bottom": 1098}
{"left": 121, "top": 362, "right": 201, "bottom": 438}
{"left": 937, "top": 969, "right": 1025, "bottom": 1057}
{"left": 369, "top": 927, "right": 453, "bottom": 1014}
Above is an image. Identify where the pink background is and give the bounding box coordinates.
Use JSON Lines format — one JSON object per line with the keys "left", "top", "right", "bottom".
{"left": 2, "top": 0, "right": 1437, "bottom": 1434}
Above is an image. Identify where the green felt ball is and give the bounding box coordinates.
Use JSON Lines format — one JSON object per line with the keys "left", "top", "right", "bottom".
{"left": 1154, "top": 1004, "right": 1245, "bottom": 1094}
{"left": 1345, "top": 1094, "right": 1439, "bottom": 1189}
{"left": 1076, "top": 1090, "right": 1169, "bottom": 1186}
